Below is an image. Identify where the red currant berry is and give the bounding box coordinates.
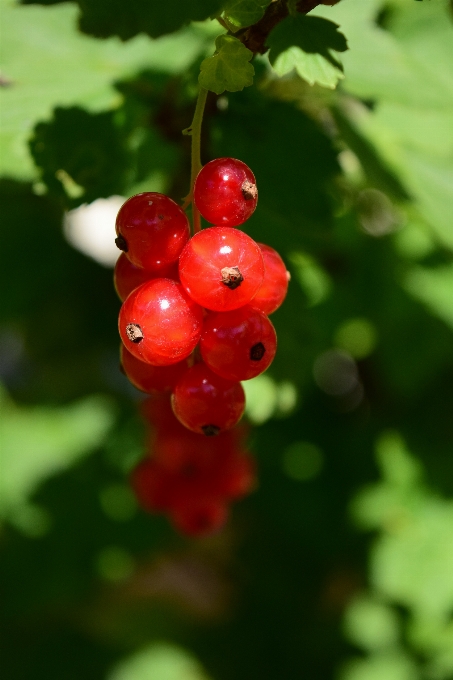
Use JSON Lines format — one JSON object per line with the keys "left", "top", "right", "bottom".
{"left": 118, "top": 278, "right": 203, "bottom": 366}
{"left": 171, "top": 363, "right": 245, "bottom": 436}
{"left": 114, "top": 253, "right": 150, "bottom": 302}
{"left": 194, "top": 158, "right": 258, "bottom": 227}
{"left": 131, "top": 457, "right": 174, "bottom": 513}
{"left": 178, "top": 227, "right": 264, "bottom": 312}
{"left": 169, "top": 497, "right": 228, "bottom": 537}
{"left": 200, "top": 306, "right": 277, "bottom": 381}
{"left": 154, "top": 431, "right": 214, "bottom": 477}
{"left": 250, "top": 244, "right": 290, "bottom": 315}
{"left": 216, "top": 449, "right": 256, "bottom": 500}
{"left": 140, "top": 394, "right": 179, "bottom": 429}
{"left": 115, "top": 192, "right": 190, "bottom": 272}
{"left": 120, "top": 344, "right": 190, "bottom": 393}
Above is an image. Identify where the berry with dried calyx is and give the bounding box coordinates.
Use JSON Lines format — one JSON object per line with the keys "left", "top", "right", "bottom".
{"left": 178, "top": 227, "right": 264, "bottom": 312}
{"left": 194, "top": 157, "right": 258, "bottom": 227}
{"left": 118, "top": 278, "right": 203, "bottom": 365}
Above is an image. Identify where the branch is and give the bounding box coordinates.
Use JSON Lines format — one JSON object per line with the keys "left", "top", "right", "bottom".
{"left": 236, "top": 0, "right": 334, "bottom": 55}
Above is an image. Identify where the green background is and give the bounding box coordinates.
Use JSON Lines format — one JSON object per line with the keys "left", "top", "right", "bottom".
{"left": 1, "top": 0, "right": 453, "bottom": 678}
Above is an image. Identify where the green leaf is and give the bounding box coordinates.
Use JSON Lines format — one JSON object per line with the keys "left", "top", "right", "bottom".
{"left": 0, "top": 386, "right": 115, "bottom": 520}
{"left": 29, "top": 107, "right": 130, "bottom": 207}
{"left": 108, "top": 643, "right": 212, "bottom": 680}
{"left": 223, "top": 0, "right": 270, "bottom": 29}
{"left": 199, "top": 34, "right": 254, "bottom": 94}
{"left": 313, "top": 0, "right": 453, "bottom": 250}
{"left": 268, "top": 15, "right": 348, "bottom": 89}
{"left": 403, "top": 264, "right": 453, "bottom": 331}
{"left": 314, "top": 0, "right": 453, "bottom": 108}
{"left": 21, "top": 0, "right": 224, "bottom": 40}
{"left": 341, "top": 652, "right": 419, "bottom": 680}
{"left": 0, "top": 0, "right": 216, "bottom": 179}
{"left": 343, "top": 595, "right": 400, "bottom": 652}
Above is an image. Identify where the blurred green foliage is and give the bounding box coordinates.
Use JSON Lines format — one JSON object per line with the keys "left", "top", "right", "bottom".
{"left": 1, "top": 0, "right": 453, "bottom": 679}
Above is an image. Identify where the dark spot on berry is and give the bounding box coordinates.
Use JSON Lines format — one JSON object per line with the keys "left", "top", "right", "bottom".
{"left": 126, "top": 323, "right": 143, "bottom": 343}
{"left": 241, "top": 181, "right": 257, "bottom": 201}
{"left": 221, "top": 266, "right": 243, "bottom": 290}
{"left": 202, "top": 424, "right": 220, "bottom": 437}
{"left": 115, "top": 235, "right": 128, "bottom": 252}
{"left": 158, "top": 214, "right": 164, "bottom": 220}
{"left": 250, "top": 342, "right": 265, "bottom": 361}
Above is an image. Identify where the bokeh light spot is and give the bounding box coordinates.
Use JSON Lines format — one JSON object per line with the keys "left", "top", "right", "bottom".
{"left": 99, "top": 483, "right": 137, "bottom": 522}
{"left": 283, "top": 441, "right": 323, "bottom": 481}
{"left": 335, "top": 318, "right": 377, "bottom": 359}
{"left": 96, "top": 546, "right": 134, "bottom": 582}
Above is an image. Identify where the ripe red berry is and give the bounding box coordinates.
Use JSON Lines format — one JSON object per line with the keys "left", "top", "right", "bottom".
{"left": 115, "top": 192, "right": 190, "bottom": 272}
{"left": 140, "top": 394, "right": 185, "bottom": 431}
{"left": 130, "top": 457, "right": 175, "bottom": 513}
{"left": 216, "top": 449, "right": 256, "bottom": 500}
{"left": 169, "top": 497, "right": 228, "bottom": 537}
{"left": 171, "top": 363, "right": 245, "bottom": 436}
{"left": 114, "top": 253, "right": 151, "bottom": 302}
{"left": 114, "top": 253, "right": 178, "bottom": 302}
{"left": 194, "top": 158, "right": 258, "bottom": 227}
{"left": 120, "top": 344, "right": 190, "bottom": 393}
{"left": 250, "top": 244, "right": 290, "bottom": 315}
{"left": 118, "top": 278, "right": 203, "bottom": 365}
{"left": 178, "top": 227, "right": 264, "bottom": 312}
{"left": 200, "top": 306, "right": 277, "bottom": 381}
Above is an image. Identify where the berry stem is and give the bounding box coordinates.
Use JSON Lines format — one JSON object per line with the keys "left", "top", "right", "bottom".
{"left": 183, "top": 86, "right": 208, "bottom": 234}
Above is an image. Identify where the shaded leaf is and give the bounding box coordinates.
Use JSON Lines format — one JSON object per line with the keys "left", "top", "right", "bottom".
{"left": 21, "top": 0, "right": 223, "bottom": 40}
{"left": 0, "top": 1, "right": 211, "bottom": 179}
{"left": 268, "top": 15, "right": 348, "bottom": 89}
{"left": 223, "top": 0, "right": 271, "bottom": 29}
{"left": 30, "top": 107, "right": 130, "bottom": 207}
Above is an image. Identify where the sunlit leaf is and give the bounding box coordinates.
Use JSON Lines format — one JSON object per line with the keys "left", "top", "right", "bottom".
{"left": 199, "top": 34, "right": 254, "bottom": 94}
{"left": 0, "top": 385, "right": 115, "bottom": 518}
{"left": 108, "top": 643, "right": 212, "bottom": 680}
{"left": 0, "top": 0, "right": 216, "bottom": 179}
{"left": 404, "top": 264, "right": 453, "bottom": 330}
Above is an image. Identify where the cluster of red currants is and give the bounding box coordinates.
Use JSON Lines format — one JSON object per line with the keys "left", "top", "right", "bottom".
{"left": 114, "top": 157, "right": 289, "bottom": 535}
{"left": 132, "top": 395, "right": 255, "bottom": 536}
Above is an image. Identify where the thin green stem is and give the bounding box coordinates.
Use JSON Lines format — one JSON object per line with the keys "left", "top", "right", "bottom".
{"left": 183, "top": 86, "right": 208, "bottom": 234}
